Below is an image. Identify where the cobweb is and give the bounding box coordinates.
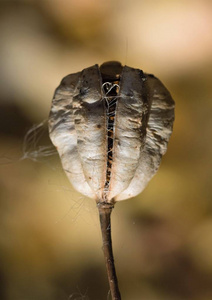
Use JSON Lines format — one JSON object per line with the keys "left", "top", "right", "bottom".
{"left": 21, "top": 119, "right": 58, "bottom": 164}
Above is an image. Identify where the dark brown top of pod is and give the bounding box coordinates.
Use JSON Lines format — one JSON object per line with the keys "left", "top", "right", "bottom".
{"left": 100, "top": 61, "right": 123, "bottom": 82}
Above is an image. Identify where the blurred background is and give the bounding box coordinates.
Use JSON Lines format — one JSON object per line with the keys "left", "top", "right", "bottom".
{"left": 0, "top": 0, "right": 212, "bottom": 299}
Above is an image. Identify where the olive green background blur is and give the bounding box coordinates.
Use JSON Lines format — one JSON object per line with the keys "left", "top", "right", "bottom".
{"left": 0, "top": 1, "right": 212, "bottom": 299}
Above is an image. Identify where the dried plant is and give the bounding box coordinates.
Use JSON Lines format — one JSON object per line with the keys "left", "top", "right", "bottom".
{"left": 48, "top": 61, "right": 175, "bottom": 299}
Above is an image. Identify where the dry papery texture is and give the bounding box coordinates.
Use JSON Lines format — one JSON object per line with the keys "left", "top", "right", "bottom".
{"left": 49, "top": 64, "right": 174, "bottom": 203}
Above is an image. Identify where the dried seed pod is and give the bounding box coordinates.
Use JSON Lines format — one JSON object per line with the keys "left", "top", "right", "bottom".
{"left": 48, "top": 61, "right": 175, "bottom": 299}
{"left": 48, "top": 61, "right": 175, "bottom": 203}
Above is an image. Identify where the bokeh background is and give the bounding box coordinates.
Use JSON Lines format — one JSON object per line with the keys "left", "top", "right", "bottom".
{"left": 0, "top": 0, "right": 212, "bottom": 299}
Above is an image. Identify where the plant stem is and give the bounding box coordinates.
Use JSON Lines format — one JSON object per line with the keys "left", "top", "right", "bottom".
{"left": 97, "top": 202, "right": 122, "bottom": 300}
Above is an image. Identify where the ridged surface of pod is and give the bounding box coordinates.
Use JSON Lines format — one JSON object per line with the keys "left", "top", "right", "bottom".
{"left": 48, "top": 62, "right": 175, "bottom": 203}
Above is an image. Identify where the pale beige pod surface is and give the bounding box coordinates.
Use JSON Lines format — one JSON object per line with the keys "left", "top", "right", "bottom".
{"left": 48, "top": 62, "right": 175, "bottom": 203}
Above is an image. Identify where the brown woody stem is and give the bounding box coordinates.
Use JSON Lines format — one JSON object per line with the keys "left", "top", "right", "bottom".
{"left": 97, "top": 202, "right": 122, "bottom": 300}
